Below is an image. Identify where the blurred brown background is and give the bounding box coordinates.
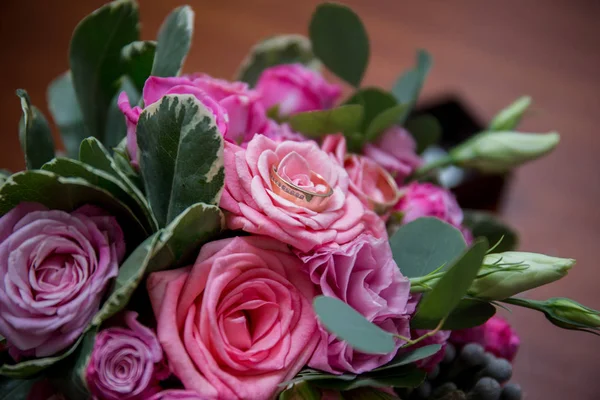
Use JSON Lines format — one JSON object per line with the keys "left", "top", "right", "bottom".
{"left": 1, "top": 0, "right": 599, "bottom": 398}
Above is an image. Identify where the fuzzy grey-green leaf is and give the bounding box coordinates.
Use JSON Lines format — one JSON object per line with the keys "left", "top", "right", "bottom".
{"left": 151, "top": 6, "right": 194, "bottom": 77}
{"left": 16, "top": 90, "right": 55, "bottom": 170}
{"left": 137, "top": 94, "right": 225, "bottom": 227}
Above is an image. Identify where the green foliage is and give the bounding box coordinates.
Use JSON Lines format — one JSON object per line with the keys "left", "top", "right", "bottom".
{"left": 372, "top": 345, "right": 442, "bottom": 371}
{"left": 121, "top": 40, "right": 157, "bottom": 93}
{"left": 405, "top": 114, "right": 442, "bottom": 154}
{"left": 462, "top": 210, "right": 518, "bottom": 253}
{"left": 309, "top": 3, "right": 369, "bottom": 87}
{"left": 0, "top": 376, "right": 41, "bottom": 400}
{"left": 16, "top": 90, "right": 55, "bottom": 170}
{"left": 104, "top": 77, "right": 139, "bottom": 150}
{"left": 151, "top": 6, "right": 194, "bottom": 77}
{"left": 366, "top": 104, "right": 408, "bottom": 142}
{"left": 279, "top": 381, "right": 320, "bottom": 400}
{"left": 489, "top": 96, "right": 531, "bottom": 131}
{"left": 392, "top": 50, "right": 432, "bottom": 123}
{"left": 390, "top": 217, "right": 467, "bottom": 278}
{"left": 288, "top": 105, "right": 364, "bottom": 138}
{"left": 288, "top": 367, "right": 425, "bottom": 391}
{"left": 136, "top": 94, "right": 225, "bottom": 227}
{"left": 411, "top": 298, "right": 496, "bottom": 330}
{"left": 237, "top": 34, "right": 320, "bottom": 87}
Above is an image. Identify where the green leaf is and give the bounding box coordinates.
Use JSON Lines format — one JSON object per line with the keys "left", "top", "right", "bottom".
{"left": 309, "top": 3, "right": 369, "bottom": 87}
{"left": 405, "top": 114, "right": 442, "bottom": 154}
{"left": 151, "top": 5, "right": 194, "bottom": 77}
{"left": 237, "top": 34, "right": 320, "bottom": 87}
{"left": 392, "top": 50, "right": 432, "bottom": 122}
{"left": 137, "top": 94, "right": 225, "bottom": 227}
{"left": 47, "top": 71, "right": 87, "bottom": 158}
{"left": 343, "top": 388, "right": 401, "bottom": 400}
{"left": 366, "top": 104, "right": 408, "bottom": 142}
{"left": 489, "top": 96, "right": 531, "bottom": 131}
{"left": 279, "top": 381, "right": 320, "bottom": 400}
{"left": 0, "top": 170, "right": 10, "bottom": 187}
{"left": 345, "top": 88, "right": 398, "bottom": 134}
{"left": 372, "top": 344, "right": 441, "bottom": 372}
{"left": 121, "top": 40, "right": 157, "bottom": 92}
{"left": 69, "top": 0, "right": 139, "bottom": 141}
{"left": 0, "top": 170, "right": 147, "bottom": 244}
{"left": 313, "top": 296, "right": 395, "bottom": 355}
{"left": 41, "top": 157, "right": 154, "bottom": 234}
{"left": 104, "top": 76, "right": 139, "bottom": 150}
{"left": 0, "top": 376, "right": 40, "bottom": 399}
{"left": 411, "top": 298, "right": 496, "bottom": 330}
{"left": 147, "top": 203, "right": 224, "bottom": 273}
{"left": 389, "top": 217, "right": 466, "bottom": 278}
{"left": 288, "top": 105, "right": 364, "bottom": 138}
{"left": 412, "top": 239, "right": 488, "bottom": 327}
{"left": 16, "top": 90, "right": 55, "bottom": 170}
{"left": 462, "top": 210, "right": 518, "bottom": 253}
{"left": 312, "top": 369, "right": 425, "bottom": 390}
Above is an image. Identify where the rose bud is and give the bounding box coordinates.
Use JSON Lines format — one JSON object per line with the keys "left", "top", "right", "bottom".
{"left": 449, "top": 131, "right": 560, "bottom": 173}
{"left": 451, "top": 315, "right": 520, "bottom": 362}
{"left": 468, "top": 251, "right": 574, "bottom": 300}
{"left": 86, "top": 311, "right": 168, "bottom": 400}
{"left": 489, "top": 96, "right": 532, "bottom": 131}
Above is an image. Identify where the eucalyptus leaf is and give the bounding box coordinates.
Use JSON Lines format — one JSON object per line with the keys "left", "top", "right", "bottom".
{"left": 366, "top": 104, "right": 408, "bottom": 142}
{"left": 462, "top": 210, "right": 518, "bottom": 253}
{"left": 372, "top": 344, "right": 442, "bottom": 372}
{"left": 392, "top": 50, "right": 432, "bottom": 122}
{"left": 151, "top": 5, "right": 194, "bottom": 77}
{"left": 411, "top": 298, "right": 496, "bottom": 330}
{"left": 0, "top": 376, "right": 40, "bottom": 400}
{"left": 70, "top": 0, "right": 139, "bottom": 140}
{"left": 345, "top": 88, "right": 397, "bottom": 134}
{"left": 288, "top": 105, "right": 364, "bottom": 138}
{"left": 47, "top": 71, "right": 87, "bottom": 158}
{"left": 405, "top": 114, "right": 442, "bottom": 154}
{"left": 309, "top": 3, "right": 369, "bottom": 87}
{"left": 137, "top": 94, "right": 224, "bottom": 227}
{"left": 16, "top": 90, "right": 55, "bottom": 170}
{"left": 313, "top": 296, "right": 395, "bottom": 355}
{"left": 389, "top": 217, "right": 466, "bottom": 278}
{"left": 121, "top": 40, "right": 157, "bottom": 92}
{"left": 412, "top": 239, "right": 488, "bottom": 327}
{"left": 237, "top": 34, "right": 320, "bottom": 87}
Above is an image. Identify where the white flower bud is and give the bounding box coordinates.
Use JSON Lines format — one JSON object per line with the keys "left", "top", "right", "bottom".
{"left": 489, "top": 96, "right": 532, "bottom": 131}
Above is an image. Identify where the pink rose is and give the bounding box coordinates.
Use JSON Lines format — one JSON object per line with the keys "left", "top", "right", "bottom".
{"left": 146, "top": 391, "right": 203, "bottom": 400}
{"left": 147, "top": 236, "right": 319, "bottom": 400}
{"left": 450, "top": 316, "right": 520, "bottom": 361}
{"left": 220, "top": 135, "right": 384, "bottom": 253}
{"left": 119, "top": 74, "right": 268, "bottom": 167}
{"left": 0, "top": 203, "right": 125, "bottom": 359}
{"left": 255, "top": 64, "right": 341, "bottom": 116}
{"left": 86, "top": 311, "right": 168, "bottom": 400}
{"left": 322, "top": 134, "right": 400, "bottom": 215}
{"left": 302, "top": 235, "right": 412, "bottom": 374}
{"left": 410, "top": 329, "right": 451, "bottom": 372}
{"left": 363, "top": 126, "right": 422, "bottom": 185}
{"left": 263, "top": 120, "right": 309, "bottom": 144}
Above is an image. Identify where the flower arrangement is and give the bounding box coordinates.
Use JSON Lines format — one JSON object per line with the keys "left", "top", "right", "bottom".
{"left": 0, "top": 1, "right": 598, "bottom": 399}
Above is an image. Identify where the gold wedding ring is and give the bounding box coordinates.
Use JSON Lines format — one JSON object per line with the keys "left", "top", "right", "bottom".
{"left": 270, "top": 164, "right": 334, "bottom": 211}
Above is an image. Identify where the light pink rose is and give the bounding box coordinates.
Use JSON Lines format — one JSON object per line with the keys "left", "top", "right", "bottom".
{"left": 301, "top": 234, "right": 412, "bottom": 374}
{"left": 263, "top": 120, "right": 309, "bottom": 144}
{"left": 86, "top": 311, "right": 168, "bottom": 400}
{"left": 220, "top": 135, "right": 385, "bottom": 253}
{"left": 450, "top": 315, "right": 520, "bottom": 361}
{"left": 119, "top": 74, "right": 268, "bottom": 167}
{"left": 0, "top": 203, "right": 125, "bottom": 359}
{"left": 147, "top": 236, "right": 319, "bottom": 400}
{"left": 255, "top": 64, "right": 341, "bottom": 116}
{"left": 363, "top": 126, "right": 422, "bottom": 185}
{"left": 410, "top": 329, "right": 451, "bottom": 372}
{"left": 146, "top": 391, "right": 203, "bottom": 400}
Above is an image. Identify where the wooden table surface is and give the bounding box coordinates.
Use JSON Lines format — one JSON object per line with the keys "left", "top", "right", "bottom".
{"left": 1, "top": 0, "right": 599, "bottom": 398}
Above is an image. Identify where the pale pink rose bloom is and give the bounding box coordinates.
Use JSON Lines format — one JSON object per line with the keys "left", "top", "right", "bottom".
{"left": 146, "top": 390, "right": 204, "bottom": 400}
{"left": 302, "top": 235, "right": 412, "bottom": 374}
{"left": 86, "top": 312, "right": 168, "bottom": 400}
{"left": 363, "top": 126, "right": 422, "bottom": 185}
{"left": 0, "top": 203, "right": 125, "bottom": 359}
{"left": 147, "top": 236, "right": 319, "bottom": 400}
{"left": 255, "top": 64, "right": 341, "bottom": 116}
{"left": 450, "top": 315, "right": 520, "bottom": 362}
{"left": 221, "top": 135, "right": 385, "bottom": 253}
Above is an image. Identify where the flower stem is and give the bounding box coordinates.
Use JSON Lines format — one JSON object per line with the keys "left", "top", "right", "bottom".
{"left": 396, "top": 318, "right": 446, "bottom": 347}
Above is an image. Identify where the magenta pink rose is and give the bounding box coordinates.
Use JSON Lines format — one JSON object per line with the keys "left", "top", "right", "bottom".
{"left": 119, "top": 74, "right": 268, "bottom": 167}
{"left": 220, "top": 135, "right": 384, "bottom": 253}
{"left": 86, "top": 311, "right": 168, "bottom": 400}
{"left": 450, "top": 316, "right": 520, "bottom": 361}
{"left": 363, "top": 126, "right": 422, "bottom": 185}
{"left": 410, "top": 329, "right": 451, "bottom": 372}
{"left": 147, "top": 236, "right": 319, "bottom": 400}
{"left": 146, "top": 391, "right": 203, "bottom": 400}
{"left": 0, "top": 203, "right": 125, "bottom": 359}
{"left": 255, "top": 64, "right": 341, "bottom": 116}
{"left": 302, "top": 234, "right": 412, "bottom": 374}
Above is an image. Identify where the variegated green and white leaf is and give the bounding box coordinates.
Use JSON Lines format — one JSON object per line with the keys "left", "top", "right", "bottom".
{"left": 137, "top": 94, "right": 225, "bottom": 227}
{"left": 151, "top": 5, "right": 194, "bottom": 77}
{"left": 16, "top": 90, "right": 55, "bottom": 170}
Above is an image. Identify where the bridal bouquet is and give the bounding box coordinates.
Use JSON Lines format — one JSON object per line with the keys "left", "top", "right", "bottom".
{"left": 1, "top": 1, "right": 598, "bottom": 399}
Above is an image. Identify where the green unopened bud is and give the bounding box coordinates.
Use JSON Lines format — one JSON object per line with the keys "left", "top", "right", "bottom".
{"left": 543, "top": 297, "right": 600, "bottom": 328}
{"left": 468, "top": 251, "right": 574, "bottom": 300}
{"left": 450, "top": 131, "right": 559, "bottom": 173}
{"left": 489, "top": 96, "right": 532, "bottom": 131}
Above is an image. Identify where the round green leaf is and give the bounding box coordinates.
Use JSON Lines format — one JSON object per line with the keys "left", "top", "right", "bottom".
{"left": 309, "top": 3, "right": 369, "bottom": 87}
{"left": 151, "top": 5, "right": 194, "bottom": 77}
{"left": 392, "top": 50, "right": 432, "bottom": 122}
{"left": 121, "top": 40, "right": 157, "bottom": 93}
{"left": 288, "top": 105, "right": 364, "bottom": 138}
{"left": 345, "top": 87, "right": 397, "bottom": 133}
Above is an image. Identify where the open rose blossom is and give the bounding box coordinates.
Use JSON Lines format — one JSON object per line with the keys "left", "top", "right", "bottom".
{"left": 363, "top": 126, "right": 422, "bottom": 184}
{"left": 302, "top": 234, "right": 412, "bottom": 374}
{"left": 220, "top": 135, "right": 385, "bottom": 253}
{"left": 0, "top": 203, "right": 125, "bottom": 359}
{"left": 450, "top": 315, "right": 520, "bottom": 361}
{"left": 255, "top": 64, "right": 341, "bottom": 116}
{"left": 86, "top": 311, "right": 168, "bottom": 400}
{"left": 147, "top": 236, "right": 319, "bottom": 400}
{"left": 118, "top": 74, "right": 268, "bottom": 167}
